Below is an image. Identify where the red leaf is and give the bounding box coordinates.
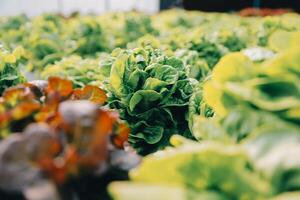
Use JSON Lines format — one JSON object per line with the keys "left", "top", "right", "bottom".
{"left": 46, "top": 77, "right": 73, "bottom": 98}
{"left": 112, "top": 123, "right": 130, "bottom": 149}
{"left": 73, "top": 85, "right": 107, "bottom": 105}
{"left": 11, "top": 102, "right": 41, "bottom": 120}
{"left": 2, "top": 86, "right": 34, "bottom": 106}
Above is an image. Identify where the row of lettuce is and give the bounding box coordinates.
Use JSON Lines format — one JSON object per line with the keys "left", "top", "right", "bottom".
{"left": 0, "top": 76, "right": 140, "bottom": 199}
{"left": 1, "top": 9, "right": 300, "bottom": 70}
{"left": 109, "top": 46, "right": 300, "bottom": 200}
{"left": 0, "top": 9, "right": 300, "bottom": 200}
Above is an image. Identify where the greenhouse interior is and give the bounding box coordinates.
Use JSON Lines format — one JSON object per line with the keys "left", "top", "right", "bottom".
{"left": 0, "top": 0, "right": 300, "bottom": 200}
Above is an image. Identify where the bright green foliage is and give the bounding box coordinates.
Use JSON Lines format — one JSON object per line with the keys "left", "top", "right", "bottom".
{"left": 70, "top": 16, "right": 111, "bottom": 56}
{"left": 188, "top": 38, "right": 227, "bottom": 68}
{"left": 175, "top": 49, "right": 211, "bottom": 80}
{"left": 196, "top": 48, "right": 300, "bottom": 141}
{"left": 41, "top": 55, "right": 107, "bottom": 88}
{"left": 0, "top": 46, "right": 25, "bottom": 94}
{"left": 0, "top": 10, "right": 300, "bottom": 200}
{"left": 188, "top": 83, "right": 214, "bottom": 132}
{"left": 110, "top": 130, "right": 300, "bottom": 200}
{"left": 110, "top": 137, "right": 272, "bottom": 200}
{"left": 104, "top": 47, "right": 194, "bottom": 155}
{"left": 99, "top": 13, "right": 158, "bottom": 48}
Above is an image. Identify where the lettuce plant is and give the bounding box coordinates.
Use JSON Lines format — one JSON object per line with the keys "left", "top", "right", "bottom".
{"left": 104, "top": 47, "right": 194, "bottom": 155}
{"left": 109, "top": 136, "right": 272, "bottom": 200}
{"left": 0, "top": 77, "right": 139, "bottom": 200}
{"left": 110, "top": 130, "right": 300, "bottom": 200}
{"left": 0, "top": 46, "right": 25, "bottom": 95}
{"left": 41, "top": 55, "right": 106, "bottom": 88}
{"left": 193, "top": 47, "right": 300, "bottom": 141}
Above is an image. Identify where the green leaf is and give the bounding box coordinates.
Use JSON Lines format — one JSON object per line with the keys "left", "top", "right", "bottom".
{"left": 127, "top": 68, "right": 148, "bottom": 90}
{"left": 149, "top": 65, "right": 179, "bottom": 84}
{"left": 134, "top": 126, "right": 164, "bottom": 144}
{"left": 163, "top": 57, "right": 184, "bottom": 71}
{"left": 109, "top": 182, "right": 229, "bottom": 200}
{"left": 0, "top": 75, "right": 19, "bottom": 81}
{"left": 129, "top": 90, "right": 161, "bottom": 112}
{"left": 110, "top": 54, "right": 128, "bottom": 96}
{"left": 130, "top": 141, "right": 271, "bottom": 199}
{"left": 143, "top": 77, "right": 168, "bottom": 91}
{"left": 106, "top": 47, "right": 193, "bottom": 154}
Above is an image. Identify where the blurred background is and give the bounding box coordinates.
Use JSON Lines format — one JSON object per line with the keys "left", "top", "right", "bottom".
{"left": 0, "top": 0, "right": 159, "bottom": 16}
{"left": 0, "top": 0, "right": 299, "bottom": 17}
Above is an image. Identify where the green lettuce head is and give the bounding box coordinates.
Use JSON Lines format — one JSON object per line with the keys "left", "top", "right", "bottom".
{"left": 104, "top": 47, "right": 194, "bottom": 155}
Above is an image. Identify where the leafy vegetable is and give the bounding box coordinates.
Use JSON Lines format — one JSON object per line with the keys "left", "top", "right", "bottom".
{"left": 103, "top": 47, "right": 194, "bottom": 155}
{"left": 0, "top": 77, "right": 108, "bottom": 135}
{"left": 71, "top": 16, "right": 111, "bottom": 56}
{"left": 1, "top": 9, "right": 300, "bottom": 200}
{"left": 0, "top": 77, "right": 139, "bottom": 200}
{"left": 110, "top": 136, "right": 272, "bottom": 200}
{"left": 188, "top": 38, "right": 227, "bottom": 68}
{"left": 197, "top": 47, "right": 300, "bottom": 141}
{"left": 175, "top": 49, "right": 211, "bottom": 80}
{"left": 41, "top": 55, "right": 107, "bottom": 88}
{"left": 0, "top": 46, "right": 25, "bottom": 95}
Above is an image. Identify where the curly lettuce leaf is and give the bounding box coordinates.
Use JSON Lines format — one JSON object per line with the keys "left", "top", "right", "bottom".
{"left": 105, "top": 47, "right": 193, "bottom": 154}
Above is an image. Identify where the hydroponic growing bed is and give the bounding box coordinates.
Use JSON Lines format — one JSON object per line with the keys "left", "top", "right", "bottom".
{"left": 0, "top": 9, "right": 300, "bottom": 200}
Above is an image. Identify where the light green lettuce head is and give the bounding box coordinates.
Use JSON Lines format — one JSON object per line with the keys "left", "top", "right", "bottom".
{"left": 104, "top": 47, "right": 194, "bottom": 155}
